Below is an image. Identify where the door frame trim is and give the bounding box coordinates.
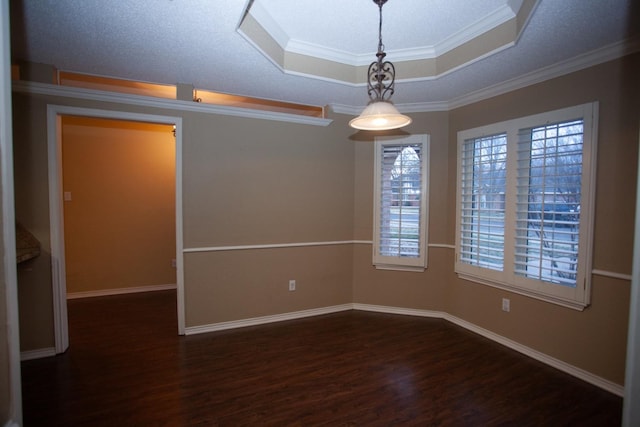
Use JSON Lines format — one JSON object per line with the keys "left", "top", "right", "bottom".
{"left": 46, "top": 105, "right": 185, "bottom": 353}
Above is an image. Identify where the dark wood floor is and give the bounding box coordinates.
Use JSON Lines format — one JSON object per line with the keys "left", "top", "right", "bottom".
{"left": 21, "top": 290, "right": 621, "bottom": 426}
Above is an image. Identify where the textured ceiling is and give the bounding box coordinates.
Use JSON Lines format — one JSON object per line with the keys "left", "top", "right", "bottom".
{"left": 8, "top": 0, "right": 640, "bottom": 110}
{"left": 250, "top": 0, "right": 511, "bottom": 58}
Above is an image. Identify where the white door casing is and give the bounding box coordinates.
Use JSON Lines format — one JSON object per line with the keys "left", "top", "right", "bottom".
{"left": 46, "top": 105, "right": 185, "bottom": 354}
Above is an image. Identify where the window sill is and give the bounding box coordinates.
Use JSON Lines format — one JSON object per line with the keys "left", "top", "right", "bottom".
{"left": 456, "top": 272, "right": 588, "bottom": 311}
{"left": 375, "top": 264, "right": 426, "bottom": 273}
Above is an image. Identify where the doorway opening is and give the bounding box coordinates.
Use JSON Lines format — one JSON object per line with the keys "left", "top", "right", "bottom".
{"left": 47, "top": 106, "right": 184, "bottom": 354}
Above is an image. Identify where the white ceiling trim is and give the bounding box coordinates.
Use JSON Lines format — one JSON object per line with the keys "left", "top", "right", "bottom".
{"left": 238, "top": 35, "right": 516, "bottom": 89}
{"left": 433, "top": 1, "right": 518, "bottom": 57}
{"left": 247, "top": 0, "right": 520, "bottom": 67}
{"left": 239, "top": 0, "right": 537, "bottom": 85}
{"left": 330, "top": 101, "right": 449, "bottom": 115}
{"left": 284, "top": 39, "right": 428, "bottom": 68}
{"left": 331, "top": 37, "right": 640, "bottom": 114}
{"left": 447, "top": 37, "right": 640, "bottom": 110}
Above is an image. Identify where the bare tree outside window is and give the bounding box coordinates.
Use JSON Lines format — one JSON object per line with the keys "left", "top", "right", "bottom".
{"left": 374, "top": 135, "right": 430, "bottom": 270}
{"left": 380, "top": 145, "right": 422, "bottom": 257}
{"left": 456, "top": 102, "right": 596, "bottom": 308}
{"left": 515, "top": 120, "right": 583, "bottom": 287}
{"left": 460, "top": 134, "right": 507, "bottom": 271}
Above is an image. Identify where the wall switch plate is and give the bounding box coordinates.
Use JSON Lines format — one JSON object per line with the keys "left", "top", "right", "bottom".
{"left": 502, "top": 298, "right": 510, "bottom": 312}
{"left": 289, "top": 280, "right": 296, "bottom": 291}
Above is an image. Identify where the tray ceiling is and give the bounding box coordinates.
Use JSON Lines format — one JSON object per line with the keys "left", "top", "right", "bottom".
{"left": 9, "top": 0, "right": 640, "bottom": 110}
{"left": 239, "top": 0, "right": 536, "bottom": 84}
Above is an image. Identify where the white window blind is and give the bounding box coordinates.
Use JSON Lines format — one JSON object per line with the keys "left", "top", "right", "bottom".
{"left": 455, "top": 102, "right": 597, "bottom": 309}
{"left": 374, "top": 135, "right": 429, "bottom": 270}
{"left": 459, "top": 134, "right": 507, "bottom": 272}
{"left": 515, "top": 120, "right": 583, "bottom": 287}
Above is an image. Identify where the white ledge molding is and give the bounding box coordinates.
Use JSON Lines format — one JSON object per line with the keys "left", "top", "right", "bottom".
{"left": 67, "top": 283, "right": 177, "bottom": 300}
{"left": 183, "top": 240, "right": 369, "bottom": 253}
{"left": 11, "top": 81, "right": 333, "bottom": 127}
{"left": 591, "top": 269, "right": 632, "bottom": 281}
{"left": 184, "top": 241, "right": 630, "bottom": 286}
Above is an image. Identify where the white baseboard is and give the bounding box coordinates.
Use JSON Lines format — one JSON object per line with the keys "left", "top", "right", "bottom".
{"left": 185, "top": 304, "right": 353, "bottom": 335}
{"left": 442, "top": 313, "right": 625, "bottom": 396}
{"left": 20, "top": 347, "right": 56, "bottom": 361}
{"left": 353, "top": 303, "right": 624, "bottom": 397}
{"left": 38, "top": 295, "right": 623, "bottom": 396}
{"left": 353, "top": 303, "right": 446, "bottom": 319}
{"left": 66, "top": 283, "right": 177, "bottom": 299}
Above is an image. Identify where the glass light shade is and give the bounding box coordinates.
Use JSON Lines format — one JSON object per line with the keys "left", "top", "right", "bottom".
{"left": 349, "top": 101, "right": 412, "bottom": 131}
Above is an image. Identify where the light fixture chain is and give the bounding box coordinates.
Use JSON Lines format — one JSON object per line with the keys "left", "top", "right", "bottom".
{"left": 377, "top": 0, "right": 384, "bottom": 53}
{"left": 367, "top": 0, "right": 395, "bottom": 103}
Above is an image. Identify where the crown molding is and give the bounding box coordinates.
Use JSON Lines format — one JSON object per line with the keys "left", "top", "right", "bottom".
{"left": 333, "top": 38, "right": 640, "bottom": 114}
{"left": 447, "top": 37, "right": 640, "bottom": 110}
{"left": 330, "top": 101, "right": 449, "bottom": 116}
{"left": 434, "top": 1, "right": 517, "bottom": 57}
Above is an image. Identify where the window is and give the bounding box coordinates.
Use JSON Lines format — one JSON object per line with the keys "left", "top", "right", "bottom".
{"left": 459, "top": 133, "right": 507, "bottom": 272}
{"left": 456, "top": 103, "right": 597, "bottom": 309}
{"left": 374, "top": 134, "right": 430, "bottom": 270}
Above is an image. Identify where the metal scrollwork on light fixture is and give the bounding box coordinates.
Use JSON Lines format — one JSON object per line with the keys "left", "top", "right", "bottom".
{"left": 349, "top": 0, "right": 411, "bottom": 131}
{"left": 368, "top": 0, "right": 394, "bottom": 102}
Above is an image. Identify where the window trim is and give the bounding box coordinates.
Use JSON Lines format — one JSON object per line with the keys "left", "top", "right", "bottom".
{"left": 455, "top": 102, "right": 598, "bottom": 310}
{"left": 373, "top": 134, "right": 430, "bottom": 271}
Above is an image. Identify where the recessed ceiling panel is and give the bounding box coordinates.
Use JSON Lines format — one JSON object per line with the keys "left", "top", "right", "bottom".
{"left": 238, "top": 0, "right": 537, "bottom": 84}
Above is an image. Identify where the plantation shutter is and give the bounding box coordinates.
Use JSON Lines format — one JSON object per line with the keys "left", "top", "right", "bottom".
{"left": 514, "top": 120, "right": 583, "bottom": 287}
{"left": 459, "top": 134, "right": 507, "bottom": 271}
{"left": 379, "top": 143, "right": 423, "bottom": 257}
{"left": 373, "top": 134, "right": 429, "bottom": 270}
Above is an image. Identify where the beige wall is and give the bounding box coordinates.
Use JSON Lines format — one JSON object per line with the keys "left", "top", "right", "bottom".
{"left": 181, "top": 112, "right": 355, "bottom": 327}
{"left": 61, "top": 116, "right": 176, "bottom": 294}
{"left": 352, "top": 111, "right": 452, "bottom": 310}
{"left": 14, "top": 94, "right": 55, "bottom": 351}
{"left": 11, "top": 54, "right": 639, "bottom": 387}
{"left": 444, "top": 54, "right": 639, "bottom": 385}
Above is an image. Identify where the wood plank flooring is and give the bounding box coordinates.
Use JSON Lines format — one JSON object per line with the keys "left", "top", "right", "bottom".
{"left": 21, "top": 290, "right": 622, "bottom": 426}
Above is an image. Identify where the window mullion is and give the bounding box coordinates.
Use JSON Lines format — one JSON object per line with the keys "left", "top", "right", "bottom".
{"left": 503, "top": 127, "right": 518, "bottom": 280}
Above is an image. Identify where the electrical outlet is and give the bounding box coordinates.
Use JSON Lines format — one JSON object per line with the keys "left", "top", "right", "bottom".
{"left": 171, "top": 258, "right": 177, "bottom": 268}
{"left": 289, "top": 280, "right": 296, "bottom": 291}
{"left": 502, "top": 298, "right": 510, "bottom": 312}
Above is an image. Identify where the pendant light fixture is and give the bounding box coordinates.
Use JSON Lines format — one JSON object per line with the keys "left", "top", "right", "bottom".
{"left": 349, "top": 0, "right": 411, "bottom": 131}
